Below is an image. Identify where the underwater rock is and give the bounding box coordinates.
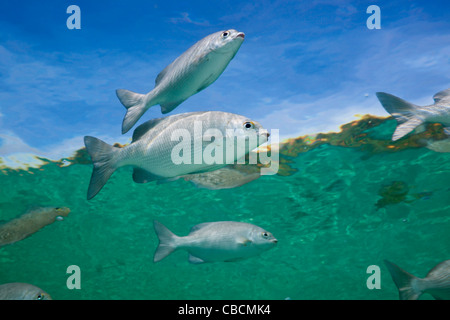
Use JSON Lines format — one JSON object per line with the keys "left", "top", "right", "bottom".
{"left": 0, "top": 206, "right": 70, "bottom": 247}
{"left": 375, "top": 181, "right": 434, "bottom": 210}
{"left": 276, "top": 115, "right": 450, "bottom": 176}
{"left": 375, "top": 181, "right": 409, "bottom": 210}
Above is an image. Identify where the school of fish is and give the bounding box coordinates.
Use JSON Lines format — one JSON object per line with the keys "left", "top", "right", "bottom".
{"left": 2, "top": 27, "right": 450, "bottom": 300}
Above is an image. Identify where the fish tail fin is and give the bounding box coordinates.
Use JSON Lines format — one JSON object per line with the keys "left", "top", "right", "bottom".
{"left": 116, "top": 89, "right": 151, "bottom": 134}
{"left": 153, "top": 220, "right": 179, "bottom": 262}
{"left": 376, "top": 92, "right": 424, "bottom": 141}
{"left": 84, "top": 136, "right": 120, "bottom": 200}
{"left": 384, "top": 260, "right": 423, "bottom": 300}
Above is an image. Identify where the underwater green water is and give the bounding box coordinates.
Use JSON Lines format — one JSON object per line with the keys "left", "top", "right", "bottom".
{"left": 1, "top": 121, "right": 449, "bottom": 300}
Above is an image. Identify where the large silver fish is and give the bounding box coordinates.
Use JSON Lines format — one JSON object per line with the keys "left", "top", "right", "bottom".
{"left": 0, "top": 283, "right": 52, "bottom": 300}
{"left": 0, "top": 207, "right": 70, "bottom": 247}
{"left": 116, "top": 29, "right": 245, "bottom": 134}
{"left": 384, "top": 259, "right": 450, "bottom": 300}
{"left": 376, "top": 88, "right": 450, "bottom": 141}
{"left": 153, "top": 220, "right": 277, "bottom": 264}
{"left": 84, "top": 111, "right": 269, "bottom": 199}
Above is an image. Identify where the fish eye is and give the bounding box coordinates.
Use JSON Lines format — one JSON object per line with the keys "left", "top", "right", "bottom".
{"left": 222, "top": 31, "right": 230, "bottom": 38}
{"left": 243, "top": 122, "right": 254, "bottom": 130}
{"left": 36, "top": 294, "right": 44, "bottom": 300}
{"left": 262, "top": 232, "right": 269, "bottom": 238}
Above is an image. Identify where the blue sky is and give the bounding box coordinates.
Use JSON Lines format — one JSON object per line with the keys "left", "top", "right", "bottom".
{"left": 1, "top": 0, "right": 450, "bottom": 162}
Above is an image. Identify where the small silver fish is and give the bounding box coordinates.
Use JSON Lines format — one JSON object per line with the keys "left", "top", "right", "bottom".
{"left": 84, "top": 111, "right": 269, "bottom": 199}
{"left": 116, "top": 29, "right": 245, "bottom": 133}
{"left": 153, "top": 220, "right": 277, "bottom": 264}
{"left": 384, "top": 259, "right": 450, "bottom": 300}
{"left": 376, "top": 88, "right": 450, "bottom": 141}
{"left": 0, "top": 283, "right": 52, "bottom": 300}
{"left": 0, "top": 207, "right": 70, "bottom": 247}
{"left": 425, "top": 138, "right": 450, "bottom": 153}
{"left": 182, "top": 164, "right": 261, "bottom": 190}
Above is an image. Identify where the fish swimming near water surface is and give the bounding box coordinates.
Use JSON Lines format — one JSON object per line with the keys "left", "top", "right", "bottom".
{"left": 376, "top": 88, "right": 450, "bottom": 141}
{"left": 0, "top": 207, "right": 70, "bottom": 247}
{"left": 84, "top": 111, "right": 269, "bottom": 199}
{"left": 153, "top": 220, "right": 277, "bottom": 264}
{"left": 0, "top": 283, "right": 52, "bottom": 300}
{"left": 384, "top": 259, "right": 450, "bottom": 300}
{"left": 182, "top": 163, "right": 261, "bottom": 190}
{"left": 116, "top": 29, "right": 245, "bottom": 134}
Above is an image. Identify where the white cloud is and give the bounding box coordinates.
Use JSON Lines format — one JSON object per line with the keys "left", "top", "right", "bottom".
{"left": 170, "top": 12, "right": 210, "bottom": 26}
{"left": 256, "top": 92, "right": 390, "bottom": 141}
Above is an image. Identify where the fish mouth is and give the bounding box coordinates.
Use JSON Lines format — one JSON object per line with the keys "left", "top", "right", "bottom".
{"left": 236, "top": 32, "right": 245, "bottom": 39}
{"left": 271, "top": 239, "right": 278, "bottom": 244}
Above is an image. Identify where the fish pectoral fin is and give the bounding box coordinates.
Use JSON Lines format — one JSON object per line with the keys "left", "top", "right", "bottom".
{"left": 196, "top": 74, "right": 216, "bottom": 93}
{"left": 188, "top": 254, "right": 205, "bottom": 264}
{"left": 237, "top": 237, "right": 252, "bottom": 247}
{"left": 132, "top": 168, "right": 162, "bottom": 184}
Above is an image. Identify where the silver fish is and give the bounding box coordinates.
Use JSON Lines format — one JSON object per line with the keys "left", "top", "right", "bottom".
{"left": 0, "top": 207, "right": 70, "bottom": 247}
{"left": 116, "top": 29, "right": 245, "bottom": 133}
{"left": 376, "top": 88, "right": 450, "bottom": 141}
{"left": 153, "top": 220, "right": 277, "bottom": 264}
{"left": 425, "top": 138, "right": 450, "bottom": 153}
{"left": 384, "top": 259, "right": 450, "bottom": 300}
{"left": 0, "top": 283, "right": 52, "bottom": 300}
{"left": 182, "top": 164, "right": 261, "bottom": 190}
{"left": 84, "top": 111, "right": 269, "bottom": 199}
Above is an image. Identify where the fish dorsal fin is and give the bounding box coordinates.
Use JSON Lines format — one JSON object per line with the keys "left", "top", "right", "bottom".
{"left": 132, "top": 168, "right": 162, "bottom": 183}
{"left": 433, "top": 89, "right": 450, "bottom": 104}
{"left": 188, "top": 254, "right": 205, "bottom": 264}
{"left": 189, "top": 222, "right": 213, "bottom": 234}
{"left": 155, "top": 64, "right": 171, "bottom": 86}
{"left": 131, "top": 117, "right": 166, "bottom": 142}
{"left": 133, "top": 112, "right": 204, "bottom": 142}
